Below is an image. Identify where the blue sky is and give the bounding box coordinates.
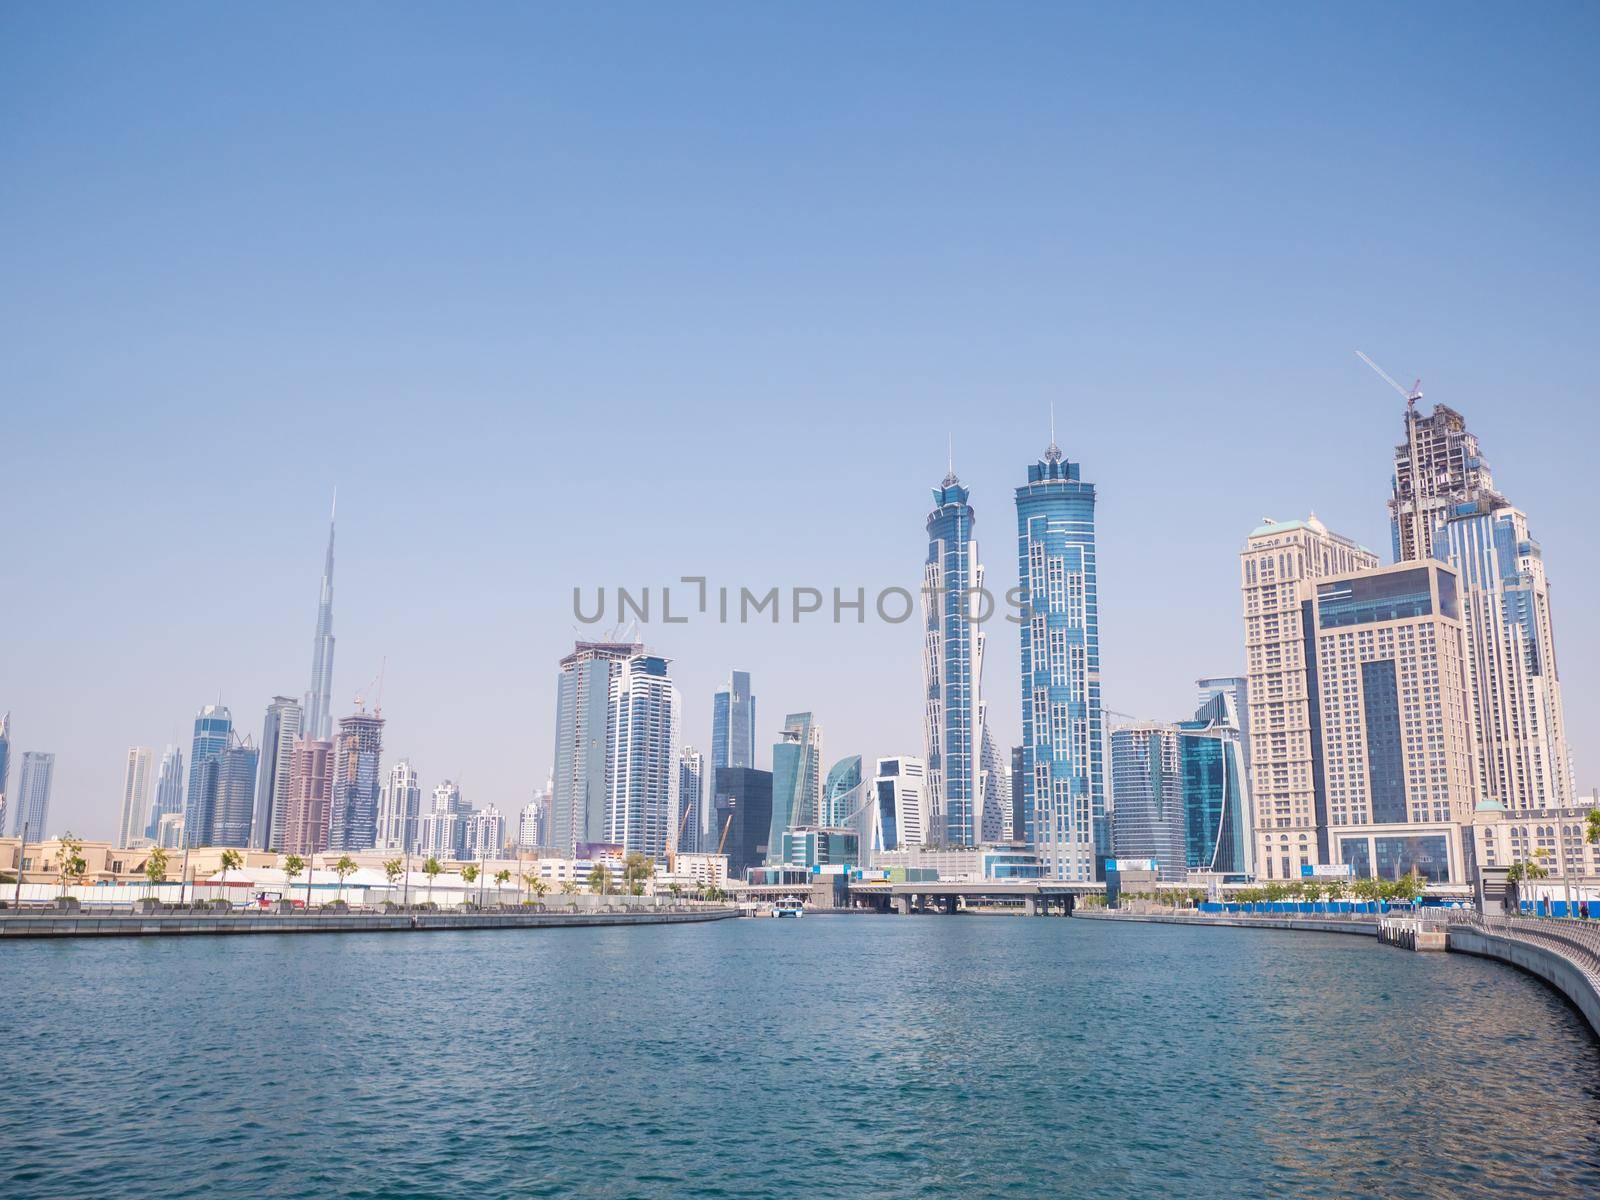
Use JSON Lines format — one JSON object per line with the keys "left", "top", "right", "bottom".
{"left": 4, "top": 2, "right": 1597, "bottom": 839}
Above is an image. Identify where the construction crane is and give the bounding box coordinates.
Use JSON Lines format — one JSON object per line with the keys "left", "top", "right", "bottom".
{"left": 678, "top": 801, "right": 698, "bottom": 848}
{"left": 1354, "top": 350, "right": 1422, "bottom": 408}
{"left": 715, "top": 812, "right": 735, "bottom": 855}
{"left": 1355, "top": 350, "right": 1427, "bottom": 558}
{"left": 353, "top": 657, "right": 387, "bottom": 716}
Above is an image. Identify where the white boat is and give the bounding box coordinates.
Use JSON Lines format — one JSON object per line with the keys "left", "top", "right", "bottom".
{"left": 772, "top": 896, "right": 804, "bottom": 918}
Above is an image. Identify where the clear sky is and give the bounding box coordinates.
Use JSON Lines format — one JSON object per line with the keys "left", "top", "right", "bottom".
{"left": 4, "top": 2, "right": 1597, "bottom": 841}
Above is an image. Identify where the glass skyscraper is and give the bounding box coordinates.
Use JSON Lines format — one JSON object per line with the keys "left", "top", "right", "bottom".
{"left": 604, "top": 653, "right": 681, "bottom": 862}
{"left": 550, "top": 640, "right": 639, "bottom": 855}
{"left": 767, "top": 712, "right": 822, "bottom": 862}
{"left": 0, "top": 712, "right": 10, "bottom": 836}
{"left": 253, "top": 696, "right": 303, "bottom": 851}
{"left": 145, "top": 744, "right": 184, "bottom": 841}
{"left": 182, "top": 704, "right": 233, "bottom": 847}
{"left": 212, "top": 735, "right": 260, "bottom": 848}
{"left": 1178, "top": 691, "right": 1251, "bottom": 876}
{"left": 304, "top": 497, "right": 337, "bottom": 741}
{"left": 711, "top": 767, "right": 773, "bottom": 880}
{"left": 330, "top": 710, "right": 385, "bottom": 851}
{"left": 711, "top": 670, "right": 756, "bottom": 771}
{"left": 1110, "top": 724, "right": 1187, "bottom": 882}
{"left": 677, "top": 747, "right": 706, "bottom": 853}
{"left": 12, "top": 751, "right": 55, "bottom": 839}
{"left": 1016, "top": 438, "right": 1105, "bottom": 881}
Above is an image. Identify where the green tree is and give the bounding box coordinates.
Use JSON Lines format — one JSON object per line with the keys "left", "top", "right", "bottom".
{"left": 494, "top": 868, "right": 511, "bottom": 903}
{"left": 622, "top": 852, "right": 652, "bottom": 895}
{"left": 461, "top": 863, "right": 480, "bottom": 892}
{"left": 1302, "top": 881, "right": 1323, "bottom": 907}
{"left": 332, "top": 855, "right": 358, "bottom": 904}
{"left": 144, "top": 845, "right": 169, "bottom": 897}
{"left": 422, "top": 856, "right": 443, "bottom": 905}
{"left": 560, "top": 880, "right": 580, "bottom": 897}
{"left": 587, "top": 863, "right": 611, "bottom": 895}
{"left": 384, "top": 858, "right": 404, "bottom": 904}
{"left": 282, "top": 854, "right": 306, "bottom": 907}
{"left": 55, "top": 833, "right": 88, "bottom": 898}
{"left": 1586, "top": 809, "right": 1600, "bottom": 848}
{"left": 219, "top": 848, "right": 243, "bottom": 897}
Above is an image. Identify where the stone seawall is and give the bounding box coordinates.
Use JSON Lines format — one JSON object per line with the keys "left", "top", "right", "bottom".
{"left": 1448, "top": 925, "right": 1600, "bottom": 1038}
{"left": 0, "top": 906, "right": 741, "bottom": 939}
{"left": 1074, "top": 910, "right": 1378, "bottom": 937}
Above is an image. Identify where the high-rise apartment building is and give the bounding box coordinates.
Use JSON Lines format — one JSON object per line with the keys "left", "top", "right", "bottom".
{"left": 117, "top": 747, "right": 154, "bottom": 848}
{"left": 0, "top": 712, "right": 10, "bottom": 836}
{"left": 1009, "top": 745, "right": 1025, "bottom": 846}
{"left": 550, "top": 641, "right": 639, "bottom": 855}
{"left": 304, "top": 498, "right": 337, "bottom": 741}
{"left": 768, "top": 712, "right": 822, "bottom": 863}
{"left": 145, "top": 744, "right": 184, "bottom": 841}
{"left": 1388, "top": 401, "right": 1503, "bottom": 563}
{"left": 517, "top": 798, "right": 544, "bottom": 851}
{"left": 1016, "top": 437, "right": 1104, "bottom": 880}
{"left": 1110, "top": 724, "right": 1188, "bottom": 883}
{"left": 870, "top": 756, "right": 926, "bottom": 856}
{"left": 12, "top": 751, "right": 54, "bottom": 838}
{"left": 417, "top": 780, "right": 465, "bottom": 860}
{"left": 281, "top": 738, "right": 334, "bottom": 856}
{"left": 711, "top": 671, "right": 756, "bottom": 771}
{"left": 211, "top": 735, "right": 260, "bottom": 848}
{"left": 254, "top": 697, "right": 303, "bottom": 851}
{"left": 1241, "top": 515, "right": 1379, "bottom": 878}
{"left": 329, "top": 710, "right": 385, "bottom": 851}
{"left": 678, "top": 747, "right": 706, "bottom": 854}
{"left": 182, "top": 704, "right": 233, "bottom": 848}
{"left": 1311, "top": 560, "right": 1478, "bottom": 882}
{"left": 922, "top": 463, "right": 1000, "bottom": 848}
{"left": 605, "top": 654, "right": 680, "bottom": 861}
{"left": 461, "top": 805, "right": 507, "bottom": 861}
{"left": 375, "top": 759, "right": 422, "bottom": 853}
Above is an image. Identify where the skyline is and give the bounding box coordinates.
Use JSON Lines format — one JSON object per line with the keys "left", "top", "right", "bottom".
{"left": 5, "top": 4, "right": 1599, "bottom": 839}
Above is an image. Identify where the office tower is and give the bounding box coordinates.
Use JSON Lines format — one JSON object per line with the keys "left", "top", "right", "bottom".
{"left": 1016, "top": 434, "right": 1105, "bottom": 881}
{"left": 1388, "top": 401, "right": 1503, "bottom": 563}
{"left": 304, "top": 497, "right": 337, "bottom": 740}
{"left": 871, "top": 756, "right": 927, "bottom": 855}
{"left": 253, "top": 697, "right": 303, "bottom": 851}
{"left": 145, "top": 745, "right": 184, "bottom": 840}
{"left": 417, "top": 781, "right": 466, "bottom": 860}
{"left": 605, "top": 654, "right": 681, "bottom": 861}
{"left": 1439, "top": 504, "right": 1573, "bottom": 810}
{"left": 979, "top": 729, "right": 1008, "bottom": 843}
{"left": 1312, "top": 561, "right": 1478, "bottom": 882}
{"left": 281, "top": 738, "right": 334, "bottom": 856}
{"left": 1110, "top": 724, "right": 1187, "bottom": 883}
{"left": 1195, "top": 676, "right": 1250, "bottom": 774}
{"left": 1241, "top": 515, "right": 1379, "bottom": 878}
{"left": 0, "top": 712, "right": 10, "bottom": 836}
{"left": 678, "top": 747, "right": 706, "bottom": 854}
{"left": 821, "top": 755, "right": 862, "bottom": 828}
{"left": 767, "top": 712, "right": 822, "bottom": 863}
{"left": 211, "top": 734, "right": 260, "bottom": 847}
{"left": 375, "top": 759, "right": 422, "bottom": 853}
{"left": 550, "top": 641, "right": 639, "bottom": 855}
{"left": 711, "top": 767, "right": 773, "bottom": 880}
{"left": 711, "top": 671, "right": 756, "bottom": 770}
{"left": 155, "top": 812, "right": 186, "bottom": 850}
{"left": 182, "top": 704, "right": 233, "bottom": 847}
{"left": 922, "top": 460, "right": 1000, "bottom": 848}
{"left": 329, "top": 709, "right": 385, "bottom": 851}
{"left": 461, "top": 805, "right": 506, "bottom": 862}
{"left": 117, "top": 746, "right": 154, "bottom": 848}
{"left": 1009, "top": 745, "right": 1025, "bottom": 845}
{"left": 1179, "top": 691, "right": 1252, "bottom": 876}
{"left": 12, "top": 751, "right": 54, "bottom": 838}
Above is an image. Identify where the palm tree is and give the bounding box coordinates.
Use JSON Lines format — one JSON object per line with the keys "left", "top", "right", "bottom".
{"left": 422, "top": 856, "right": 442, "bottom": 906}
{"left": 219, "top": 848, "right": 243, "bottom": 902}
{"left": 494, "top": 868, "right": 511, "bottom": 904}
{"left": 332, "top": 855, "right": 357, "bottom": 905}
{"left": 282, "top": 854, "right": 305, "bottom": 907}
{"left": 586, "top": 863, "right": 610, "bottom": 895}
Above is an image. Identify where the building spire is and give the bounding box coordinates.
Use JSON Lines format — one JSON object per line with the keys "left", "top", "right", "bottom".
{"left": 305, "top": 493, "right": 338, "bottom": 740}
{"left": 942, "top": 433, "right": 959, "bottom": 487}
{"left": 1045, "top": 402, "right": 1063, "bottom": 463}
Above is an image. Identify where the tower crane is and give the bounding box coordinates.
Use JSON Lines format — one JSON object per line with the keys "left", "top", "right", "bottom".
{"left": 1355, "top": 350, "right": 1427, "bottom": 557}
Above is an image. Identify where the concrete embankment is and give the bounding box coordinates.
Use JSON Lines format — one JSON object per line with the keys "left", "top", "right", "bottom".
{"left": 0, "top": 906, "right": 741, "bottom": 939}
{"left": 1074, "top": 910, "right": 1378, "bottom": 937}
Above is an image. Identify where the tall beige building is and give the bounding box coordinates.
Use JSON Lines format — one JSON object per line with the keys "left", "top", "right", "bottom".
{"left": 1241, "top": 515, "right": 1378, "bottom": 879}
{"left": 116, "top": 746, "right": 154, "bottom": 849}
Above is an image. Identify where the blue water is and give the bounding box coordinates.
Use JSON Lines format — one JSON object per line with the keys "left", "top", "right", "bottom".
{"left": 3, "top": 916, "right": 1599, "bottom": 1198}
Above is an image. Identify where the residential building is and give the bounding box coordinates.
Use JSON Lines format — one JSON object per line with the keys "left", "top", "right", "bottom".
{"left": 375, "top": 759, "right": 422, "bottom": 853}
{"left": 768, "top": 712, "right": 822, "bottom": 862}
{"left": 678, "top": 746, "right": 706, "bottom": 853}
{"left": 182, "top": 704, "right": 233, "bottom": 847}
{"left": 550, "top": 640, "right": 639, "bottom": 855}
{"left": 871, "top": 756, "right": 927, "bottom": 857}
{"left": 461, "top": 804, "right": 507, "bottom": 861}
{"left": 1312, "top": 560, "right": 1478, "bottom": 883}
{"left": 1110, "top": 724, "right": 1187, "bottom": 883}
{"left": 1009, "top": 745, "right": 1025, "bottom": 847}
{"left": 518, "top": 794, "right": 545, "bottom": 851}
{"left": 665, "top": 851, "right": 730, "bottom": 889}
{"left": 304, "top": 497, "right": 337, "bottom": 740}
{"left": 1471, "top": 801, "right": 1600, "bottom": 880}
{"left": 117, "top": 747, "right": 154, "bottom": 849}
{"left": 253, "top": 696, "right": 303, "bottom": 851}
{"left": 711, "top": 670, "right": 756, "bottom": 770}
{"left": 281, "top": 738, "right": 334, "bottom": 856}
{"left": 11, "top": 751, "right": 54, "bottom": 838}
{"left": 1240, "top": 515, "right": 1379, "bottom": 878}
{"left": 922, "top": 461, "right": 1002, "bottom": 847}
{"left": 145, "top": 745, "right": 184, "bottom": 841}
{"left": 417, "top": 780, "right": 465, "bottom": 860}
{"left": 0, "top": 712, "right": 10, "bottom": 836}
{"left": 210, "top": 734, "right": 260, "bottom": 848}
{"left": 329, "top": 709, "right": 385, "bottom": 851}
{"left": 711, "top": 767, "right": 772, "bottom": 880}
{"left": 1388, "top": 401, "right": 1503, "bottom": 562}
{"left": 605, "top": 653, "right": 681, "bottom": 861}
{"left": 1016, "top": 435, "right": 1105, "bottom": 880}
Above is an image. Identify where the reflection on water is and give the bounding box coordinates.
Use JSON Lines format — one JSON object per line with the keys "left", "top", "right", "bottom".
{"left": 2, "top": 917, "right": 1597, "bottom": 1199}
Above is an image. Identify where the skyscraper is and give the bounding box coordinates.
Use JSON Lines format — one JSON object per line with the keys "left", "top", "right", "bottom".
{"left": 145, "top": 744, "right": 184, "bottom": 841}
{"left": 767, "top": 712, "right": 822, "bottom": 862}
{"left": 678, "top": 746, "right": 706, "bottom": 853}
{"left": 1179, "top": 691, "right": 1252, "bottom": 877}
{"left": 254, "top": 696, "right": 303, "bottom": 851}
{"left": 711, "top": 670, "right": 756, "bottom": 771}
{"left": 1388, "top": 401, "right": 1503, "bottom": 563}
{"left": 417, "top": 780, "right": 465, "bottom": 860}
{"left": 1016, "top": 434, "right": 1104, "bottom": 881}
{"left": 922, "top": 460, "right": 998, "bottom": 848}
{"left": 212, "top": 734, "right": 260, "bottom": 848}
{"left": 871, "top": 756, "right": 926, "bottom": 855}
{"left": 303, "top": 497, "right": 337, "bottom": 741}
{"left": 711, "top": 767, "right": 773, "bottom": 880}
{"left": 12, "top": 751, "right": 54, "bottom": 838}
{"left": 1110, "top": 724, "right": 1187, "bottom": 883}
{"left": 375, "top": 759, "right": 422, "bottom": 853}
{"left": 182, "top": 704, "right": 233, "bottom": 847}
{"left": 517, "top": 798, "right": 544, "bottom": 851}
{"left": 281, "top": 738, "right": 334, "bottom": 856}
{"left": 461, "top": 805, "right": 507, "bottom": 861}
{"left": 550, "top": 640, "right": 639, "bottom": 855}
{"left": 1195, "top": 675, "right": 1250, "bottom": 777}
{"left": 117, "top": 746, "right": 154, "bottom": 848}
{"left": 820, "top": 755, "right": 863, "bottom": 828}
{"left": 0, "top": 712, "right": 10, "bottom": 836}
{"left": 604, "top": 653, "right": 681, "bottom": 861}
{"left": 1241, "top": 516, "right": 1378, "bottom": 878}
{"left": 329, "top": 709, "right": 385, "bottom": 851}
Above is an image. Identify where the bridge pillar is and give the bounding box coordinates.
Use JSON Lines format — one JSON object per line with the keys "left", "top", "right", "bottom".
{"left": 1024, "top": 896, "right": 1039, "bottom": 917}
{"left": 892, "top": 895, "right": 910, "bottom": 916}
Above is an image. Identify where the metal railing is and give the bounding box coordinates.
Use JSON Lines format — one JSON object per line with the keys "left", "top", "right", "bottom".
{"left": 1452, "top": 912, "right": 1600, "bottom": 985}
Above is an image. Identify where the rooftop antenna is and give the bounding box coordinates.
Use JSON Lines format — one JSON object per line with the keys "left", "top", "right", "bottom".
{"left": 1045, "top": 401, "right": 1063, "bottom": 463}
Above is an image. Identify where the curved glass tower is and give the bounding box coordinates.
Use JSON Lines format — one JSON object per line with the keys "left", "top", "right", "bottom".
{"left": 1016, "top": 438, "right": 1104, "bottom": 881}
